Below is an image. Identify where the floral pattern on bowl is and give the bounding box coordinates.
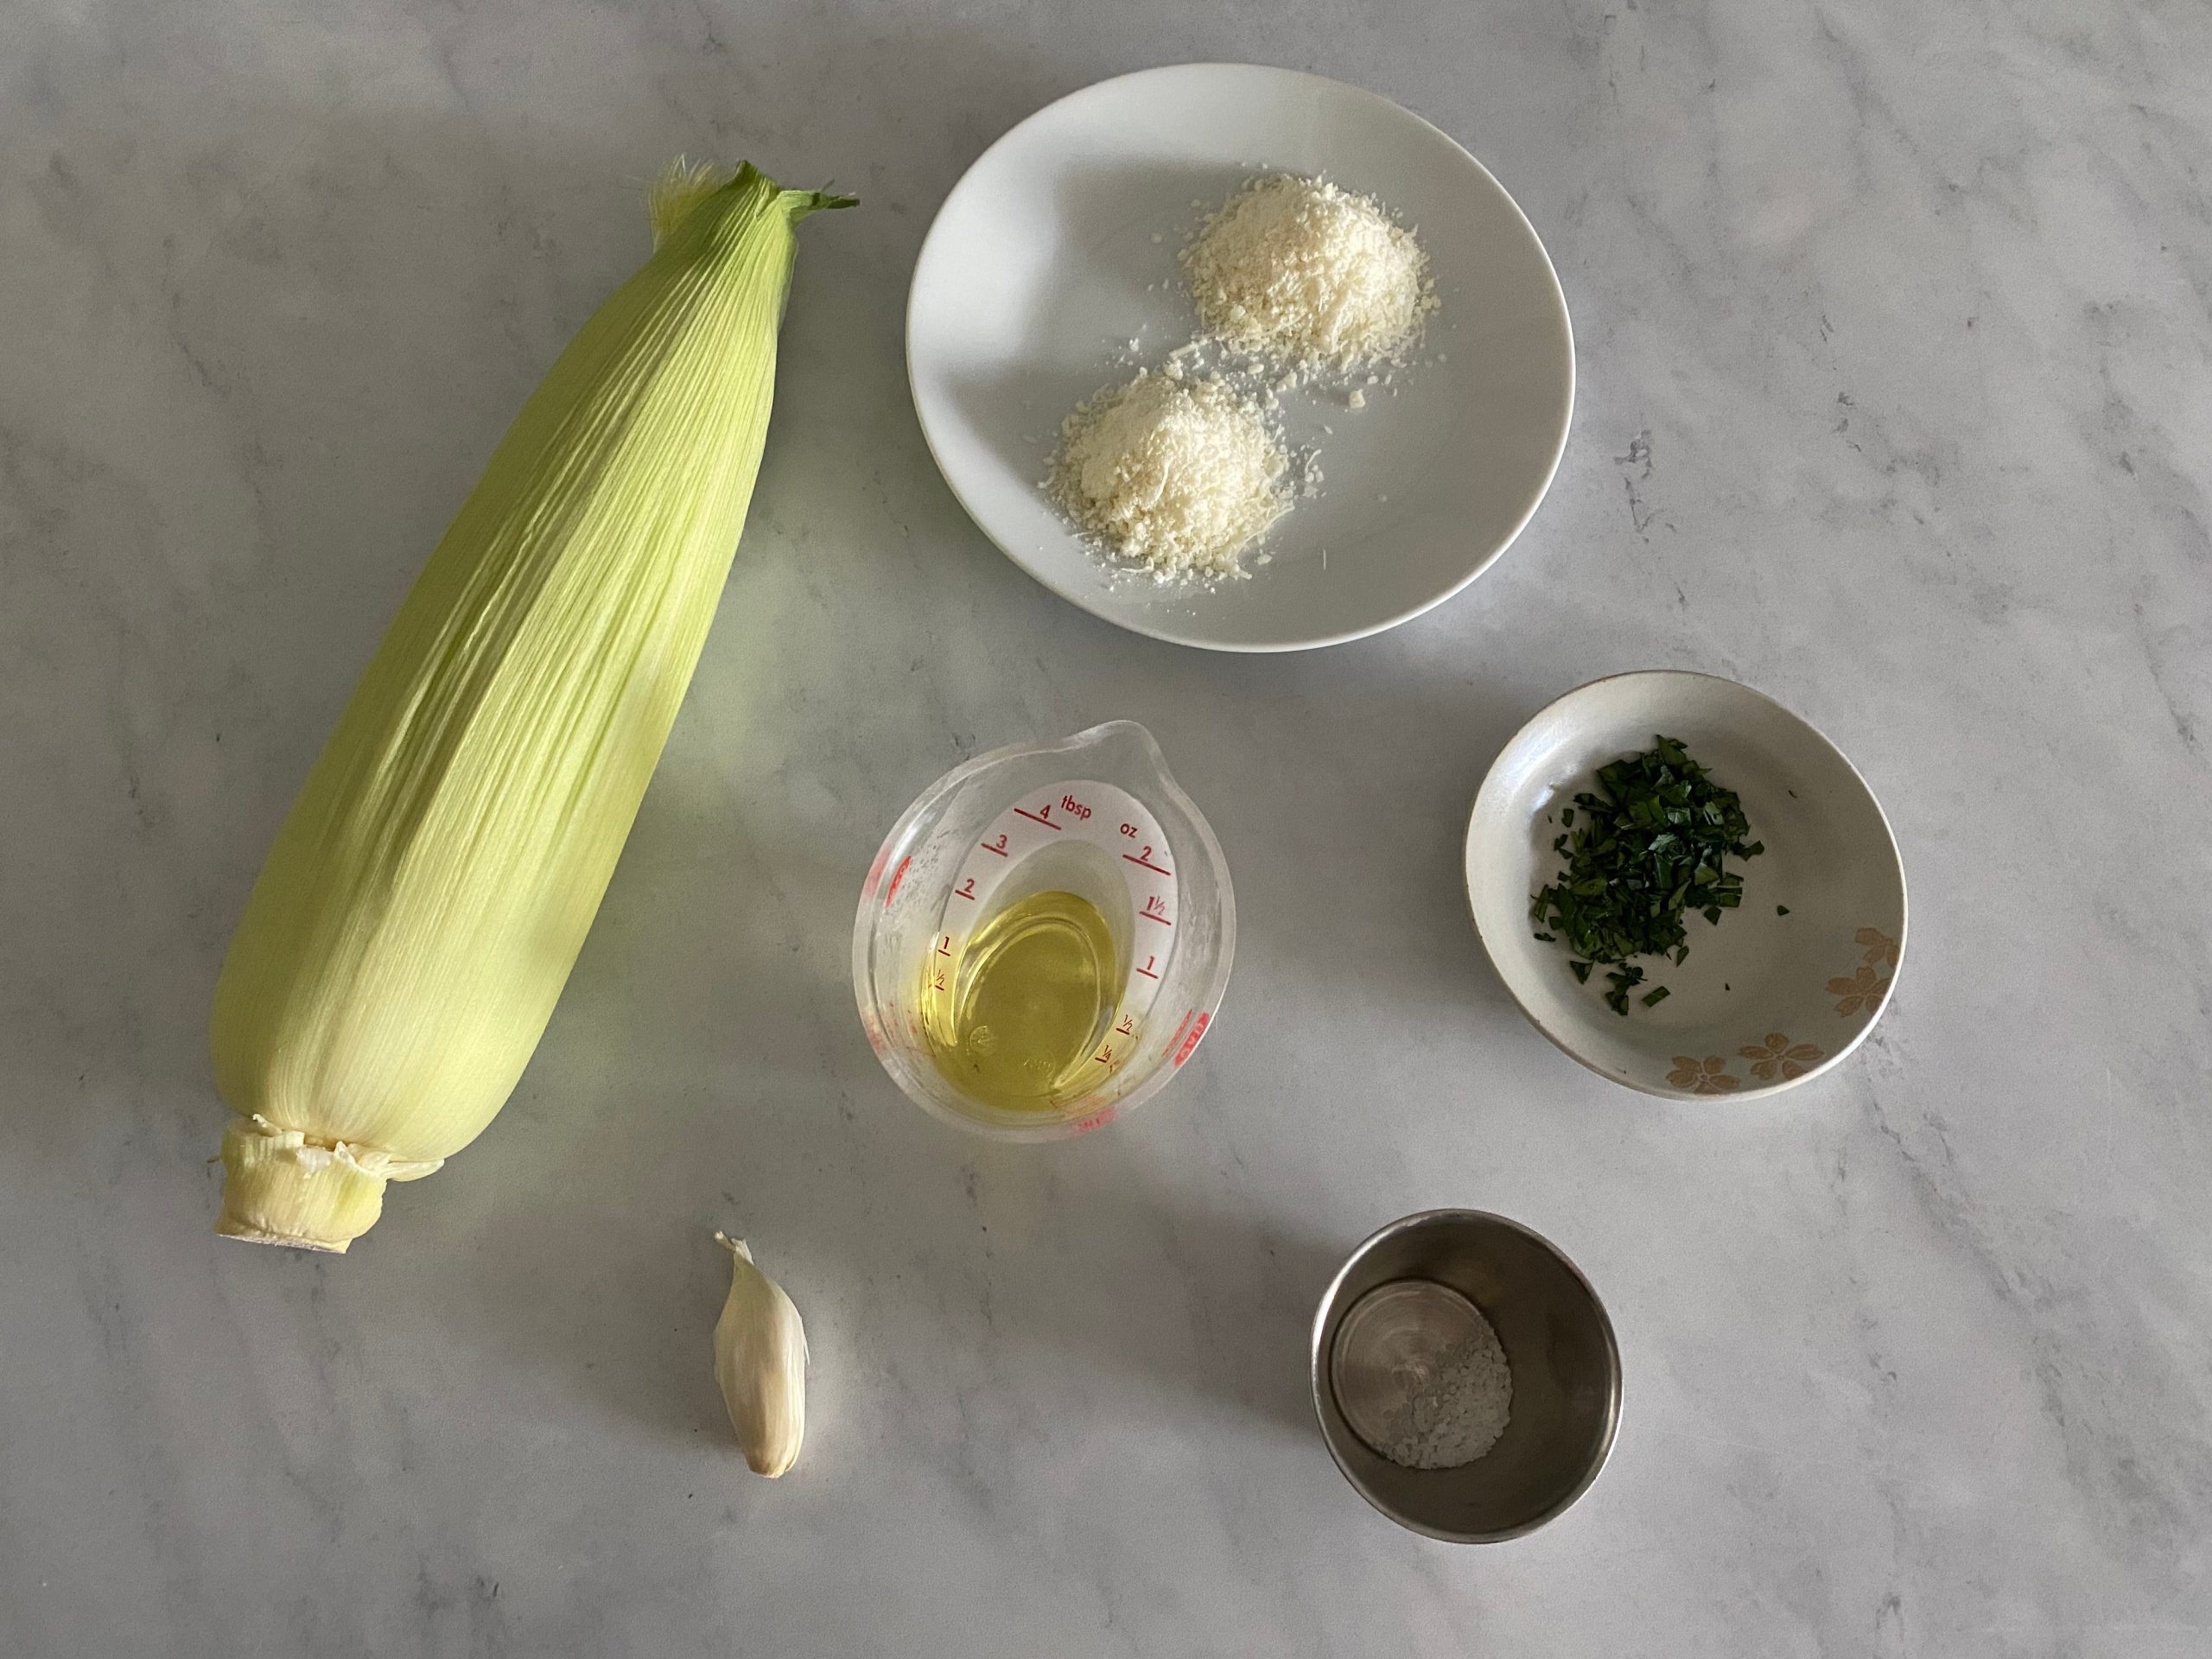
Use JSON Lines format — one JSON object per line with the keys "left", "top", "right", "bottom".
{"left": 1666, "top": 1029, "right": 1835, "bottom": 1094}
{"left": 1666, "top": 1055, "right": 1743, "bottom": 1095}
{"left": 1829, "top": 927, "right": 1898, "bottom": 1017}
{"left": 1740, "top": 1032, "right": 1825, "bottom": 1080}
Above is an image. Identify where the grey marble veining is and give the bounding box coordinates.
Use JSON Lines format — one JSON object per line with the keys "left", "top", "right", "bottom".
{"left": 3, "top": 1, "right": 2208, "bottom": 1654}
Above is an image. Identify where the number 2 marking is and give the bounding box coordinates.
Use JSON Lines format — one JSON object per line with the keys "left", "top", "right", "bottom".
{"left": 1123, "top": 845, "right": 1173, "bottom": 876}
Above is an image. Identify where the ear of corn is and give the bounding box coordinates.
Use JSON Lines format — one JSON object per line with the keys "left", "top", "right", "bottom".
{"left": 209, "top": 162, "right": 851, "bottom": 1252}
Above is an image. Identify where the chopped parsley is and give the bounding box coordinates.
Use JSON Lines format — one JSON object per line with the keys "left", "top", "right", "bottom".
{"left": 1528, "top": 734, "right": 1764, "bottom": 1014}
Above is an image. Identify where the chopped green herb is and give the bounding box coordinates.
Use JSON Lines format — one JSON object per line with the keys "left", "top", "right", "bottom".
{"left": 1641, "top": 985, "right": 1670, "bottom": 1007}
{"left": 1776, "top": 905, "right": 1789, "bottom": 916}
{"left": 1528, "top": 734, "right": 1765, "bottom": 1014}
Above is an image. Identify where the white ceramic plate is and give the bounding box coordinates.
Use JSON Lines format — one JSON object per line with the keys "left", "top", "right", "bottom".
{"left": 906, "top": 63, "right": 1574, "bottom": 652}
{"left": 1466, "top": 672, "right": 1908, "bottom": 1100}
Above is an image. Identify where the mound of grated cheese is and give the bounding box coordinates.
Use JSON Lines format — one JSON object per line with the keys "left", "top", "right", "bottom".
{"left": 1048, "top": 367, "right": 1290, "bottom": 581}
{"left": 1181, "top": 174, "right": 1434, "bottom": 370}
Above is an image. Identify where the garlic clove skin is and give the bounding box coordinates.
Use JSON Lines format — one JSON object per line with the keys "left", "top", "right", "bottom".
{"left": 713, "top": 1231, "right": 807, "bottom": 1478}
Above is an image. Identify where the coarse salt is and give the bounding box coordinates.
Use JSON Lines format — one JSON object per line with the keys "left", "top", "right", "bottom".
{"left": 1372, "top": 1306, "right": 1513, "bottom": 1471}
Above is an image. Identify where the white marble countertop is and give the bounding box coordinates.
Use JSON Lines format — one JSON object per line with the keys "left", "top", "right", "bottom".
{"left": 4, "top": 2, "right": 2209, "bottom": 1654}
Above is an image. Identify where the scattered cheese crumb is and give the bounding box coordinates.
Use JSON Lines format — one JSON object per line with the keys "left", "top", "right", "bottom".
{"left": 1180, "top": 175, "right": 1435, "bottom": 370}
{"left": 1048, "top": 369, "right": 1291, "bottom": 582}
{"left": 1347, "top": 389, "right": 1366, "bottom": 409}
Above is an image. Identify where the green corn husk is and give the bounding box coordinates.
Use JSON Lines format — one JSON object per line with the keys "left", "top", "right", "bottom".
{"left": 208, "top": 162, "right": 851, "bottom": 1251}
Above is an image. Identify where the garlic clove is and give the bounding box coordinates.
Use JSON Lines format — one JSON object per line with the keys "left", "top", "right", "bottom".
{"left": 712, "top": 1231, "right": 807, "bottom": 1478}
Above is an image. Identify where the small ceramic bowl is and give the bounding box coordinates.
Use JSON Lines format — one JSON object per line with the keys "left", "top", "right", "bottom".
{"left": 1466, "top": 671, "right": 1906, "bottom": 1100}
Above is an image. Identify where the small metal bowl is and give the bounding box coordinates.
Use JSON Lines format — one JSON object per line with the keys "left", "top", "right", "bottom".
{"left": 1311, "top": 1211, "right": 1621, "bottom": 1542}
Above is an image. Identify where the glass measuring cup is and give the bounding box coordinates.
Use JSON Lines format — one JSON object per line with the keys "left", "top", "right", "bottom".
{"left": 852, "top": 721, "right": 1235, "bottom": 1141}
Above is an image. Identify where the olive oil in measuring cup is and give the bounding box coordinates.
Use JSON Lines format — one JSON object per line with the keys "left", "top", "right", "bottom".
{"left": 855, "top": 723, "right": 1233, "bottom": 1138}
{"left": 918, "top": 885, "right": 1120, "bottom": 1110}
{"left": 912, "top": 779, "right": 1180, "bottom": 1116}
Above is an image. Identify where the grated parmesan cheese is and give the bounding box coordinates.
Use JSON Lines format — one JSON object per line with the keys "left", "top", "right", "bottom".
{"left": 1181, "top": 174, "right": 1434, "bottom": 370}
{"left": 1047, "top": 368, "right": 1290, "bottom": 582}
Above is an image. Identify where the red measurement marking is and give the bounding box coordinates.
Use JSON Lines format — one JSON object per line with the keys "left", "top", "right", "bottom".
{"left": 1135, "top": 955, "right": 1161, "bottom": 980}
{"left": 982, "top": 834, "right": 1009, "bottom": 856}
{"left": 885, "top": 855, "right": 912, "bottom": 904}
{"left": 1115, "top": 1015, "right": 1135, "bottom": 1037}
{"left": 1012, "top": 807, "right": 1061, "bottom": 831}
{"left": 1138, "top": 908, "right": 1173, "bottom": 927}
{"left": 1092, "top": 1045, "right": 1116, "bottom": 1067}
{"left": 953, "top": 877, "right": 976, "bottom": 901}
{"left": 934, "top": 934, "right": 953, "bottom": 957}
{"left": 1073, "top": 1107, "right": 1116, "bottom": 1135}
{"left": 1172, "top": 1011, "right": 1211, "bottom": 1067}
{"left": 1122, "top": 851, "right": 1173, "bottom": 876}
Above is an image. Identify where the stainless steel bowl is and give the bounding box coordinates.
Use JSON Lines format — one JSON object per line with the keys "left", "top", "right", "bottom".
{"left": 1310, "top": 1210, "right": 1621, "bottom": 1542}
